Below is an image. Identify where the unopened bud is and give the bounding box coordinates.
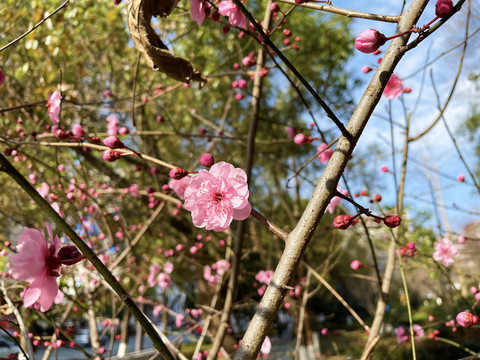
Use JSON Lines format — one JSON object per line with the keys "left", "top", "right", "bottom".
{"left": 383, "top": 215, "right": 402, "bottom": 228}
{"left": 355, "top": 29, "right": 387, "bottom": 54}
{"left": 435, "top": 0, "right": 454, "bottom": 18}
{"left": 169, "top": 167, "right": 188, "bottom": 180}
{"left": 333, "top": 215, "right": 353, "bottom": 230}
{"left": 456, "top": 312, "right": 479, "bottom": 328}
{"left": 200, "top": 153, "right": 215, "bottom": 168}
{"left": 103, "top": 136, "right": 125, "bottom": 149}
{"left": 103, "top": 149, "right": 122, "bottom": 162}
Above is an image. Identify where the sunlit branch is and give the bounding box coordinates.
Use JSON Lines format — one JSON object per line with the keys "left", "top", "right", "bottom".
{"left": 276, "top": 0, "right": 400, "bottom": 23}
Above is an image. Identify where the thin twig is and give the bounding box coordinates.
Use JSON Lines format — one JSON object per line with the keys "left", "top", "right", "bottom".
{"left": 276, "top": 0, "right": 399, "bottom": 22}
{"left": 0, "top": 0, "right": 70, "bottom": 52}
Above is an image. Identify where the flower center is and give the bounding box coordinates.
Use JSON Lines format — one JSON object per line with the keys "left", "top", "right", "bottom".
{"left": 213, "top": 192, "right": 223, "bottom": 202}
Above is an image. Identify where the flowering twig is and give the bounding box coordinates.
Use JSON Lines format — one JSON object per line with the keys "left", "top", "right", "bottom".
{"left": 0, "top": 0, "right": 70, "bottom": 53}
{"left": 232, "top": 0, "right": 352, "bottom": 141}
{"left": 0, "top": 153, "right": 176, "bottom": 360}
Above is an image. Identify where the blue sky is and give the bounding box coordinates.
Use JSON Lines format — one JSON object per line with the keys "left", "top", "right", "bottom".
{"left": 338, "top": 0, "right": 480, "bottom": 235}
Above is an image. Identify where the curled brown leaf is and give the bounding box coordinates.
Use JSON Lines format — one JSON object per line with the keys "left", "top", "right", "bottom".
{"left": 127, "top": 0, "right": 207, "bottom": 87}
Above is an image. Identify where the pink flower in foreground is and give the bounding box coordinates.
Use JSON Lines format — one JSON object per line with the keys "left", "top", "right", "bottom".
{"left": 168, "top": 177, "right": 191, "bottom": 200}
{"left": 433, "top": 238, "right": 459, "bottom": 267}
{"left": 47, "top": 91, "right": 62, "bottom": 125}
{"left": 383, "top": 73, "right": 403, "bottom": 100}
{"left": 190, "top": 0, "right": 210, "bottom": 26}
{"left": 355, "top": 29, "right": 387, "bottom": 54}
{"left": 12, "top": 226, "right": 82, "bottom": 312}
{"left": 317, "top": 143, "right": 333, "bottom": 163}
{"left": 260, "top": 336, "right": 271, "bottom": 357}
{"left": 218, "top": 1, "right": 247, "bottom": 29}
{"left": 183, "top": 161, "right": 251, "bottom": 232}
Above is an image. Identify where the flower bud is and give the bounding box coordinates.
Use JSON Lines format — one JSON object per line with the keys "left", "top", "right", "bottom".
{"left": 435, "top": 0, "right": 454, "bottom": 18}
{"left": 169, "top": 167, "right": 188, "bottom": 180}
{"left": 456, "top": 311, "right": 479, "bottom": 328}
{"left": 333, "top": 215, "right": 352, "bottom": 230}
{"left": 200, "top": 153, "right": 215, "bottom": 168}
{"left": 355, "top": 29, "right": 387, "bottom": 54}
{"left": 58, "top": 245, "right": 84, "bottom": 265}
{"left": 103, "top": 149, "right": 122, "bottom": 162}
{"left": 103, "top": 136, "right": 125, "bottom": 149}
{"left": 293, "top": 133, "right": 313, "bottom": 145}
{"left": 350, "top": 260, "right": 363, "bottom": 270}
{"left": 383, "top": 215, "right": 402, "bottom": 228}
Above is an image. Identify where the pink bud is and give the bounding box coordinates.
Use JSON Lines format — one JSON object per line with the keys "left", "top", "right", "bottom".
{"left": 383, "top": 215, "right": 402, "bottom": 228}
{"left": 200, "top": 153, "right": 215, "bottom": 168}
{"left": 457, "top": 234, "right": 466, "bottom": 244}
{"left": 169, "top": 167, "right": 188, "bottom": 180}
{"left": 361, "top": 66, "right": 373, "bottom": 73}
{"left": 350, "top": 260, "right": 363, "bottom": 270}
{"left": 355, "top": 29, "right": 387, "bottom": 54}
{"left": 103, "top": 136, "right": 125, "bottom": 149}
{"left": 381, "top": 166, "right": 389, "bottom": 173}
{"left": 71, "top": 124, "right": 84, "bottom": 137}
{"left": 237, "top": 79, "right": 247, "bottom": 89}
{"left": 321, "top": 328, "right": 328, "bottom": 335}
{"left": 293, "top": 133, "right": 313, "bottom": 145}
{"left": 333, "top": 215, "right": 352, "bottom": 230}
{"left": 403, "top": 87, "right": 412, "bottom": 93}
{"left": 235, "top": 93, "right": 244, "bottom": 100}
{"left": 456, "top": 311, "right": 479, "bottom": 328}
{"left": 103, "top": 149, "right": 122, "bottom": 162}
{"left": 470, "top": 286, "right": 478, "bottom": 295}
{"left": 283, "top": 29, "right": 292, "bottom": 37}
{"left": 457, "top": 174, "right": 465, "bottom": 182}
{"left": 435, "top": 0, "right": 454, "bottom": 18}
{"left": 428, "top": 315, "right": 435, "bottom": 322}
{"left": 270, "top": 2, "right": 279, "bottom": 12}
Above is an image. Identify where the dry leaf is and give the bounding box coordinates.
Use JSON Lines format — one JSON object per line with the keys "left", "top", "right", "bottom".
{"left": 127, "top": 0, "right": 207, "bottom": 87}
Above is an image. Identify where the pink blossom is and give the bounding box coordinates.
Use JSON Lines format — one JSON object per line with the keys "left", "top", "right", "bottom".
{"left": 184, "top": 161, "right": 251, "bottom": 232}
{"left": 355, "top": 29, "right": 386, "bottom": 54}
{"left": 457, "top": 234, "right": 466, "bottom": 244}
{"left": 326, "top": 188, "right": 348, "bottom": 214}
{"left": 190, "top": 0, "right": 210, "bottom": 26}
{"left": 175, "top": 314, "right": 184, "bottom": 328}
{"left": 293, "top": 133, "right": 312, "bottom": 145}
{"left": 218, "top": 1, "right": 247, "bottom": 29}
{"left": 164, "top": 261, "right": 174, "bottom": 274}
{"left": 214, "top": 259, "right": 230, "bottom": 276}
{"left": 286, "top": 126, "right": 296, "bottom": 139}
{"left": 260, "top": 336, "right": 271, "bottom": 357}
{"left": 433, "top": 238, "right": 459, "bottom": 267}
{"left": 457, "top": 174, "right": 465, "bottom": 182}
{"left": 103, "top": 136, "right": 125, "bottom": 149}
{"left": 381, "top": 166, "right": 389, "bottom": 173}
{"left": 255, "top": 270, "right": 273, "bottom": 285}
{"left": 47, "top": 91, "right": 62, "bottom": 125}
{"left": 157, "top": 273, "right": 171, "bottom": 289}
{"left": 71, "top": 124, "right": 84, "bottom": 138}
{"left": 395, "top": 325, "right": 424, "bottom": 344}
{"left": 350, "top": 260, "right": 363, "bottom": 270}
{"left": 317, "top": 143, "right": 333, "bottom": 163}
{"left": 148, "top": 264, "right": 161, "bottom": 287}
{"left": 11, "top": 226, "right": 79, "bottom": 312}
{"left": 106, "top": 114, "right": 119, "bottom": 136}
{"left": 168, "top": 177, "right": 191, "bottom": 200}
{"left": 383, "top": 73, "right": 403, "bottom": 100}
